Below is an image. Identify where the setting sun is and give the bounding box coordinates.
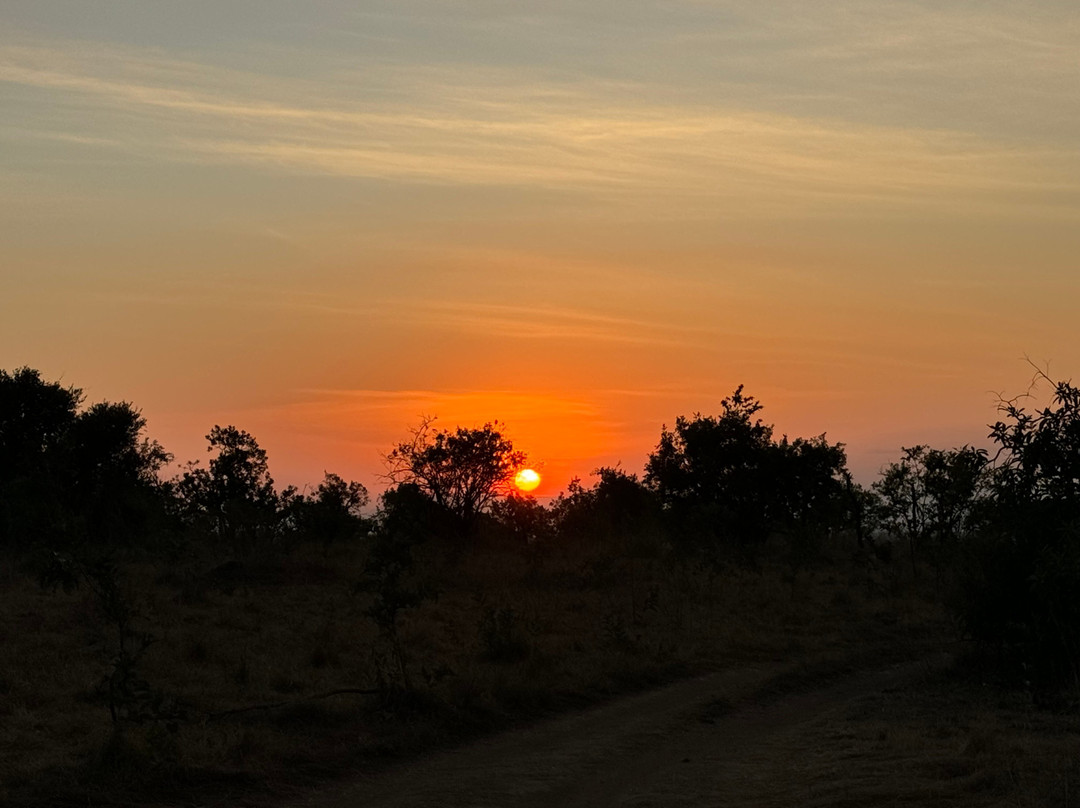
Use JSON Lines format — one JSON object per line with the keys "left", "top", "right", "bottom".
{"left": 514, "top": 468, "right": 541, "bottom": 493}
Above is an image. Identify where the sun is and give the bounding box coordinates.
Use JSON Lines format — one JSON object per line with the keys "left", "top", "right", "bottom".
{"left": 513, "top": 468, "right": 541, "bottom": 493}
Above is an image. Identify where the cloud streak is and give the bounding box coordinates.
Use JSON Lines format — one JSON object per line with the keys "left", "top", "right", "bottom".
{"left": 3, "top": 40, "right": 1077, "bottom": 218}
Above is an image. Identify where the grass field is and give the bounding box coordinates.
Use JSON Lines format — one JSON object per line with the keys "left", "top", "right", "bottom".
{"left": 1, "top": 532, "right": 1076, "bottom": 806}
{"left": 720, "top": 666, "right": 1080, "bottom": 807}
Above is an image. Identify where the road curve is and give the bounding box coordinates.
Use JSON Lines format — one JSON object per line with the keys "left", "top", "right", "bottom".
{"left": 287, "top": 655, "right": 949, "bottom": 808}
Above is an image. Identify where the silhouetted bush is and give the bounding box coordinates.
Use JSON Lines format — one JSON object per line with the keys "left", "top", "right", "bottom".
{"left": 38, "top": 551, "right": 187, "bottom": 734}
{"left": 645, "top": 386, "right": 849, "bottom": 559}
{"left": 874, "top": 445, "right": 990, "bottom": 575}
{"left": 356, "top": 484, "right": 439, "bottom": 693}
{"left": 383, "top": 418, "right": 526, "bottom": 538}
{"left": 174, "top": 425, "right": 282, "bottom": 553}
{"left": 490, "top": 493, "right": 555, "bottom": 547}
{"left": 552, "top": 467, "right": 663, "bottom": 557}
{"left": 771, "top": 434, "right": 850, "bottom": 568}
{"left": 0, "top": 367, "right": 173, "bottom": 552}
{"left": 284, "top": 472, "right": 370, "bottom": 551}
{"left": 953, "top": 375, "right": 1080, "bottom": 693}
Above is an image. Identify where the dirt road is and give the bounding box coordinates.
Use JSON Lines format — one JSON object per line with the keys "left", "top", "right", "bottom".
{"left": 289, "top": 655, "right": 949, "bottom": 808}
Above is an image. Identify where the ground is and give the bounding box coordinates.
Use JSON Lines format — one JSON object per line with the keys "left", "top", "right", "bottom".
{"left": 286, "top": 653, "right": 1078, "bottom": 808}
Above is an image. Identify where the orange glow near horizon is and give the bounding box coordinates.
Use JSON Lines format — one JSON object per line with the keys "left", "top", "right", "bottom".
{"left": 238, "top": 388, "right": 630, "bottom": 496}
{"left": 4, "top": 6, "right": 1079, "bottom": 500}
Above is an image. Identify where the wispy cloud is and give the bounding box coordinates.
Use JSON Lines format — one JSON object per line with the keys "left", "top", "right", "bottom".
{"left": 2, "top": 39, "right": 1077, "bottom": 218}
{"left": 295, "top": 388, "right": 600, "bottom": 420}
{"left": 402, "top": 300, "right": 703, "bottom": 346}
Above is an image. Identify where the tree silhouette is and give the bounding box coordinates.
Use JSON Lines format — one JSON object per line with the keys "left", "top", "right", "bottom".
{"left": 0, "top": 367, "right": 82, "bottom": 470}
{"left": 645, "top": 386, "right": 778, "bottom": 550}
{"left": 0, "top": 368, "right": 170, "bottom": 549}
{"left": 63, "top": 402, "right": 172, "bottom": 547}
{"left": 645, "top": 387, "right": 849, "bottom": 555}
{"left": 874, "top": 445, "right": 989, "bottom": 575}
{"left": 175, "top": 425, "right": 279, "bottom": 550}
{"left": 491, "top": 493, "right": 552, "bottom": 544}
{"left": 961, "top": 375, "right": 1080, "bottom": 691}
{"left": 285, "top": 472, "right": 369, "bottom": 549}
{"left": 0, "top": 368, "right": 82, "bottom": 546}
{"left": 552, "top": 467, "right": 661, "bottom": 554}
{"left": 384, "top": 418, "right": 526, "bottom": 535}
{"left": 772, "top": 434, "right": 849, "bottom": 565}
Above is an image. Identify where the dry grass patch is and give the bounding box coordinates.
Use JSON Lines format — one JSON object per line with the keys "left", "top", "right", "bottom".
{"left": 0, "top": 536, "right": 981, "bottom": 806}
{"left": 720, "top": 669, "right": 1080, "bottom": 807}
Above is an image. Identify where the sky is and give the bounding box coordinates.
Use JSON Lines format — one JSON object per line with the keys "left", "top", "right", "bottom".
{"left": 2, "top": 1, "right": 1079, "bottom": 497}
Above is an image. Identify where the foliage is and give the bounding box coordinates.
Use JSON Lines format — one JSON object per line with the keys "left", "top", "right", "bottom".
{"left": 873, "top": 445, "right": 990, "bottom": 574}
{"left": 64, "top": 402, "right": 174, "bottom": 547}
{"left": 958, "top": 376, "right": 1080, "bottom": 692}
{"left": 175, "top": 425, "right": 280, "bottom": 551}
{"left": 384, "top": 418, "right": 526, "bottom": 535}
{"left": 491, "top": 493, "right": 555, "bottom": 546}
{"left": 645, "top": 386, "right": 775, "bottom": 549}
{"left": 0, "top": 366, "right": 82, "bottom": 471}
{"left": 0, "top": 367, "right": 172, "bottom": 550}
{"left": 355, "top": 484, "right": 438, "bottom": 693}
{"left": 645, "top": 386, "right": 849, "bottom": 555}
{"left": 38, "top": 551, "right": 186, "bottom": 732}
{"left": 552, "top": 467, "right": 662, "bottom": 556}
{"left": 990, "top": 377, "right": 1080, "bottom": 511}
{"left": 840, "top": 472, "right": 879, "bottom": 551}
{"left": 285, "top": 472, "right": 370, "bottom": 549}
{"left": 772, "top": 435, "right": 849, "bottom": 559}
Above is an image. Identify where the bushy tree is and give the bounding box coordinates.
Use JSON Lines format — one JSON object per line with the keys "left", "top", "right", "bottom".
{"left": 646, "top": 386, "right": 775, "bottom": 549}
{"left": 491, "top": 493, "right": 554, "bottom": 547}
{"left": 384, "top": 418, "right": 526, "bottom": 535}
{"left": 0, "top": 368, "right": 83, "bottom": 546}
{"left": 552, "top": 467, "right": 662, "bottom": 555}
{"left": 0, "top": 367, "right": 82, "bottom": 471}
{"left": 0, "top": 368, "right": 171, "bottom": 549}
{"left": 63, "top": 402, "right": 172, "bottom": 546}
{"left": 960, "top": 376, "right": 1080, "bottom": 692}
{"left": 645, "top": 386, "right": 848, "bottom": 555}
{"left": 773, "top": 434, "right": 849, "bottom": 565}
{"left": 774, "top": 436, "right": 848, "bottom": 523}
{"left": 991, "top": 378, "right": 1080, "bottom": 511}
{"left": 175, "top": 425, "right": 279, "bottom": 550}
{"left": 874, "top": 445, "right": 989, "bottom": 575}
{"left": 286, "top": 472, "right": 369, "bottom": 549}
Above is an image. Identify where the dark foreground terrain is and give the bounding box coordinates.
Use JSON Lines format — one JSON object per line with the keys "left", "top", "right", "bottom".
{"left": 3, "top": 534, "right": 1078, "bottom": 808}
{"left": 294, "top": 649, "right": 1080, "bottom": 808}
{"left": 290, "top": 656, "right": 959, "bottom": 808}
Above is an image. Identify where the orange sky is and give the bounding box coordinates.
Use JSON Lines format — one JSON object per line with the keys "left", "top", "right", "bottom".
{"left": 3, "top": 3, "right": 1079, "bottom": 497}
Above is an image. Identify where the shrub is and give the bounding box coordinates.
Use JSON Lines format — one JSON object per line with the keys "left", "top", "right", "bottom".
{"left": 958, "top": 375, "right": 1080, "bottom": 693}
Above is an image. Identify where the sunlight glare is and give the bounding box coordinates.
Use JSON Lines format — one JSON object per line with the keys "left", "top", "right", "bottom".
{"left": 514, "top": 468, "right": 541, "bottom": 492}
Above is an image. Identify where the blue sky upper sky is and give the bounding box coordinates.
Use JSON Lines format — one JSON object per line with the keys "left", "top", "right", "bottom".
{"left": 3, "top": 1, "right": 1079, "bottom": 492}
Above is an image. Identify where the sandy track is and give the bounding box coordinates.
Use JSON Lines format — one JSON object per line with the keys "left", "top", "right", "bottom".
{"left": 288, "top": 655, "right": 949, "bottom": 808}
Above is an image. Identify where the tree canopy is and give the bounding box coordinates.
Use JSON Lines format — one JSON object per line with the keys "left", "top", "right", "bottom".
{"left": 384, "top": 418, "right": 526, "bottom": 533}
{"left": 961, "top": 376, "right": 1080, "bottom": 690}
{"left": 645, "top": 385, "right": 848, "bottom": 551}
{"left": 0, "top": 367, "right": 170, "bottom": 549}
{"left": 175, "top": 425, "right": 280, "bottom": 549}
{"left": 873, "top": 444, "right": 989, "bottom": 574}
